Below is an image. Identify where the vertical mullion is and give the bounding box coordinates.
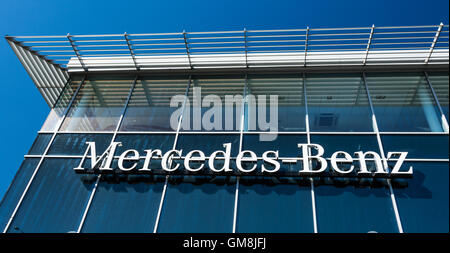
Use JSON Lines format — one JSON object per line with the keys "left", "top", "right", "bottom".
{"left": 303, "top": 72, "right": 318, "bottom": 233}
{"left": 362, "top": 72, "right": 404, "bottom": 233}
{"left": 424, "top": 71, "right": 449, "bottom": 132}
{"left": 232, "top": 74, "right": 247, "bottom": 233}
{"left": 153, "top": 75, "right": 192, "bottom": 233}
{"left": 76, "top": 75, "right": 138, "bottom": 233}
{"left": 3, "top": 76, "right": 86, "bottom": 233}
{"left": 51, "top": 77, "right": 71, "bottom": 108}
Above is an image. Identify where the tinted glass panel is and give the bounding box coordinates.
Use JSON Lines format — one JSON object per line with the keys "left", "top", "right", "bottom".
{"left": 314, "top": 179, "right": 398, "bottom": 233}
{"left": 237, "top": 177, "right": 313, "bottom": 232}
{"left": 7, "top": 158, "right": 95, "bottom": 233}
{"left": 114, "top": 134, "right": 175, "bottom": 154}
{"left": 47, "top": 133, "right": 113, "bottom": 156}
{"left": 176, "top": 134, "right": 240, "bottom": 157}
{"left": 157, "top": 176, "right": 235, "bottom": 232}
{"left": 392, "top": 162, "right": 449, "bottom": 233}
{"left": 310, "top": 134, "right": 379, "bottom": 158}
{"left": 0, "top": 159, "right": 39, "bottom": 230}
{"left": 247, "top": 75, "right": 305, "bottom": 132}
{"left": 60, "top": 77, "right": 134, "bottom": 131}
{"left": 40, "top": 78, "right": 82, "bottom": 132}
{"left": 243, "top": 134, "right": 307, "bottom": 157}
{"left": 120, "top": 77, "right": 188, "bottom": 131}
{"left": 27, "top": 134, "right": 52, "bottom": 155}
{"left": 427, "top": 72, "right": 449, "bottom": 120}
{"left": 381, "top": 134, "right": 449, "bottom": 159}
{"left": 81, "top": 175, "right": 165, "bottom": 233}
{"left": 366, "top": 73, "right": 443, "bottom": 132}
{"left": 180, "top": 76, "right": 244, "bottom": 131}
{"left": 306, "top": 74, "right": 372, "bottom": 132}
{"left": 112, "top": 134, "right": 175, "bottom": 173}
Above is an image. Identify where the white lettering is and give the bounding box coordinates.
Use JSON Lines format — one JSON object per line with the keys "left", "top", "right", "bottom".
{"left": 236, "top": 150, "right": 258, "bottom": 172}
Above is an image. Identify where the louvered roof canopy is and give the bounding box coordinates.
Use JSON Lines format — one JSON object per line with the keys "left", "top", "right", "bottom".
{"left": 6, "top": 23, "right": 449, "bottom": 107}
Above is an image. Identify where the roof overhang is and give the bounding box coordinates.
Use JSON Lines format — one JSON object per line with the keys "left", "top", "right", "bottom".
{"left": 6, "top": 38, "right": 69, "bottom": 107}
{"left": 6, "top": 24, "right": 449, "bottom": 107}
{"left": 66, "top": 49, "right": 449, "bottom": 72}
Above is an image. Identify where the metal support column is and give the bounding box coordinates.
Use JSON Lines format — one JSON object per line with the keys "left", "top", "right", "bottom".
{"left": 362, "top": 72, "right": 404, "bottom": 233}
{"left": 76, "top": 76, "right": 138, "bottom": 233}
{"left": 424, "top": 71, "right": 449, "bottom": 132}
{"left": 153, "top": 75, "right": 192, "bottom": 233}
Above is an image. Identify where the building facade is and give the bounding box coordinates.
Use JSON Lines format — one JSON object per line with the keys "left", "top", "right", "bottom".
{"left": 1, "top": 25, "right": 449, "bottom": 233}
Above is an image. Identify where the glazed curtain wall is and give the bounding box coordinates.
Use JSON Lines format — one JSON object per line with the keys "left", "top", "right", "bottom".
{"left": 0, "top": 72, "right": 448, "bottom": 233}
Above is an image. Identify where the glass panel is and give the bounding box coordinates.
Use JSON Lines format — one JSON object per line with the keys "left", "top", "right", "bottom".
{"left": 392, "top": 162, "right": 449, "bottom": 233}
{"left": 81, "top": 175, "right": 165, "bottom": 233}
{"left": 427, "top": 72, "right": 449, "bottom": 120}
{"left": 157, "top": 176, "right": 235, "bottom": 232}
{"left": 243, "top": 134, "right": 307, "bottom": 157}
{"left": 314, "top": 178, "right": 398, "bottom": 233}
{"left": 0, "top": 159, "right": 39, "bottom": 230}
{"left": 7, "top": 158, "right": 95, "bottom": 233}
{"left": 237, "top": 177, "right": 313, "bottom": 232}
{"left": 306, "top": 74, "right": 373, "bottom": 132}
{"left": 113, "top": 134, "right": 176, "bottom": 172}
{"left": 366, "top": 73, "right": 443, "bottom": 132}
{"left": 47, "top": 133, "right": 113, "bottom": 156}
{"left": 60, "top": 76, "right": 134, "bottom": 132}
{"left": 27, "top": 134, "right": 52, "bottom": 155}
{"left": 40, "top": 78, "right": 83, "bottom": 132}
{"left": 381, "top": 134, "right": 449, "bottom": 159}
{"left": 114, "top": 134, "right": 175, "bottom": 154}
{"left": 120, "top": 76, "right": 188, "bottom": 131}
{"left": 180, "top": 75, "right": 245, "bottom": 131}
{"left": 310, "top": 134, "right": 379, "bottom": 158}
{"left": 247, "top": 74, "right": 305, "bottom": 132}
{"left": 176, "top": 134, "right": 240, "bottom": 157}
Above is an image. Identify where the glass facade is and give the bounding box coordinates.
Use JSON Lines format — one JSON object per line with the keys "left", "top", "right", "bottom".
{"left": 0, "top": 71, "right": 448, "bottom": 233}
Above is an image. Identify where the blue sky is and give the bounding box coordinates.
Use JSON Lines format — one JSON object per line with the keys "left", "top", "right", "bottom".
{"left": 0, "top": 0, "right": 448, "bottom": 198}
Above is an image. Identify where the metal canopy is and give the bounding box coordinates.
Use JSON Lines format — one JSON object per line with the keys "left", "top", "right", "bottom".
{"left": 5, "top": 24, "right": 449, "bottom": 107}
{"left": 6, "top": 39, "right": 69, "bottom": 107}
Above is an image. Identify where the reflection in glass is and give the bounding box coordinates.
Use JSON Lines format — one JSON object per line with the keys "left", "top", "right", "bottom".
{"left": 176, "top": 134, "right": 240, "bottom": 157}
{"left": 427, "top": 72, "right": 449, "bottom": 120}
{"left": 392, "top": 162, "right": 449, "bottom": 232}
{"left": 40, "top": 78, "right": 83, "bottom": 132}
{"left": 81, "top": 176, "right": 164, "bottom": 233}
{"left": 237, "top": 177, "right": 313, "bottom": 232}
{"left": 7, "top": 158, "right": 95, "bottom": 233}
{"left": 0, "top": 159, "right": 39, "bottom": 230}
{"left": 27, "top": 134, "right": 53, "bottom": 155}
{"left": 314, "top": 179, "right": 398, "bottom": 232}
{"left": 306, "top": 74, "right": 373, "bottom": 132}
{"left": 243, "top": 134, "right": 307, "bottom": 157}
{"left": 366, "top": 73, "right": 443, "bottom": 132}
{"left": 246, "top": 75, "right": 305, "bottom": 131}
{"left": 310, "top": 134, "right": 379, "bottom": 158}
{"left": 114, "top": 134, "right": 175, "bottom": 154}
{"left": 180, "top": 76, "right": 245, "bottom": 131}
{"left": 47, "top": 133, "right": 113, "bottom": 156}
{"left": 158, "top": 176, "right": 235, "bottom": 232}
{"left": 60, "top": 76, "right": 134, "bottom": 131}
{"left": 381, "top": 134, "right": 449, "bottom": 159}
{"left": 120, "top": 77, "right": 188, "bottom": 131}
